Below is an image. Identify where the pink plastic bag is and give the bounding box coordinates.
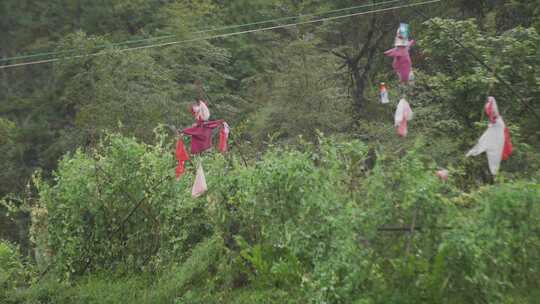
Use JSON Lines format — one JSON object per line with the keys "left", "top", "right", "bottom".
{"left": 191, "top": 163, "right": 207, "bottom": 198}
{"left": 218, "top": 122, "right": 230, "bottom": 153}
{"left": 384, "top": 40, "right": 415, "bottom": 84}
{"left": 394, "top": 99, "right": 413, "bottom": 137}
{"left": 436, "top": 169, "right": 449, "bottom": 181}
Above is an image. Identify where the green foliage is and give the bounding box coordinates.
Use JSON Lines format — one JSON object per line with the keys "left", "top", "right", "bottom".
{"left": 420, "top": 18, "right": 540, "bottom": 140}
{"left": 5, "top": 132, "right": 540, "bottom": 303}
{"left": 35, "top": 130, "right": 214, "bottom": 278}
{"left": 0, "top": 241, "right": 32, "bottom": 298}
{"left": 436, "top": 181, "right": 540, "bottom": 303}
{"left": 248, "top": 40, "right": 352, "bottom": 143}
{"left": 0, "top": 118, "right": 21, "bottom": 195}
{"left": 494, "top": 0, "right": 540, "bottom": 31}
{"left": 51, "top": 31, "right": 199, "bottom": 144}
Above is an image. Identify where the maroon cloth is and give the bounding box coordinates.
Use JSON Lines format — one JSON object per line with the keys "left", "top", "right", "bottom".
{"left": 183, "top": 120, "right": 224, "bottom": 154}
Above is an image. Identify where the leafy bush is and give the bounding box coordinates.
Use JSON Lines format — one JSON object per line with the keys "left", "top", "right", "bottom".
{"left": 0, "top": 241, "right": 32, "bottom": 299}
{"left": 34, "top": 130, "right": 216, "bottom": 278}
{"left": 26, "top": 131, "right": 539, "bottom": 303}
{"left": 434, "top": 181, "right": 540, "bottom": 303}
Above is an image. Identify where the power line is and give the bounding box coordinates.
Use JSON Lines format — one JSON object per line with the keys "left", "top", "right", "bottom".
{"left": 0, "top": 35, "right": 176, "bottom": 63}
{"left": 0, "top": 0, "right": 442, "bottom": 70}
{"left": 0, "top": 0, "right": 405, "bottom": 64}
{"left": 193, "top": 0, "right": 406, "bottom": 35}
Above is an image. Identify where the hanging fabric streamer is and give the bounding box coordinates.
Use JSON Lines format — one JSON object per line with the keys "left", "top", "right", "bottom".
{"left": 192, "top": 162, "right": 208, "bottom": 198}
{"left": 503, "top": 127, "right": 513, "bottom": 160}
{"left": 175, "top": 138, "right": 190, "bottom": 178}
{"left": 466, "top": 97, "right": 513, "bottom": 175}
{"left": 385, "top": 23, "right": 415, "bottom": 84}
{"left": 218, "top": 122, "right": 230, "bottom": 153}
{"left": 394, "top": 98, "right": 413, "bottom": 137}
{"left": 380, "top": 83, "right": 390, "bottom": 104}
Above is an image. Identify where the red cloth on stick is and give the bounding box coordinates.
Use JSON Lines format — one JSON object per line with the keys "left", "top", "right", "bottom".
{"left": 182, "top": 120, "right": 224, "bottom": 154}
{"left": 398, "top": 115, "right": 409, "bottom": 137}
{"left": 502, "top": 127, "right": 513, "bottom": 161}
{"left": 175, "top": 138, "right": 190, "bottom": 178}
{"left": 176, "top": 163, "right": 185, "bottom": 178}
{"left": 218, "top": 122, "right": 230, "bottom": 153}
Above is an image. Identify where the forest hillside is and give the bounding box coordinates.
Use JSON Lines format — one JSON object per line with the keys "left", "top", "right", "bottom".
{"left": 1, "top": 0, "right": 539, "bottom": 303}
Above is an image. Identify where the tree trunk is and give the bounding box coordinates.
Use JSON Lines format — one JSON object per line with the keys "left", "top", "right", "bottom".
{"left": 351, "top": 66, "right": 367, "bottom": 115}
{"left": 331, "top": 16, "right": 392, "bottom": 120}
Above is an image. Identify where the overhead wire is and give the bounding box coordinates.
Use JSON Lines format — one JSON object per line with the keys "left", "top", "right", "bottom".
{"left": 0, "top": 0, "right": 442, "bottom": 69}
{"left": 0, "top": 0, "right": 407, "bottom": 64}
{"left": 0, "top": 35, "right": 177, "bottom": 63}
{"left": 192, "top": 0, "right": 407, "bottom": 34}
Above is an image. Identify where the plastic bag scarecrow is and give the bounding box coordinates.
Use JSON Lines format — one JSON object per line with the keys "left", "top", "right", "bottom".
{"left": 394, "top": 98, "right": 413, "bottom": 137}
{"left": 466, "top": 97, "right": 513, "bottom": 175}
{"left": 183, "top": 98, "right": 230, "bottom": 155}
{"left": 177, "top": 97, "right": 230, "bottom": 198}
{"left": 384, "top": 23, "right": 415, "bottom": 84}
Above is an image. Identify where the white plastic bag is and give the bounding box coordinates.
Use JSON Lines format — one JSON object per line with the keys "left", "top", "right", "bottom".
{"left": 192, "top": 101, "right": 210, "bottom": 121}
{"left": 394, "top": 98, "right": 413, "bottom": 137}
{"left": 466, "top": 97, "right": 513, "bottom": 175}
{"left": 466, "top": 117, "right": 506, "bottom": 175}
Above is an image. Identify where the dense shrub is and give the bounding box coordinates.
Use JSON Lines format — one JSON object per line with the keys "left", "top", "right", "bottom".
{"left": 0, "top": 241, "right": 32, "bottom": 300}
{"left": 17, "top": 132, "right": 539, "bottom": 303}
{"left": 34, "top": 130, "right": 217, "bottom": 278}
{"left": 434, "top": 181, "right": 540, "bottom": 303}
